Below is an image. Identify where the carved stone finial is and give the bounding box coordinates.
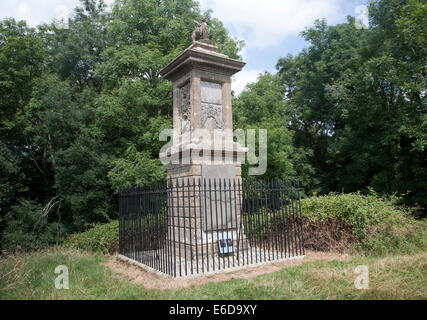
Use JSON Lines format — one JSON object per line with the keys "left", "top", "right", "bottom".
{"left": 191, "top": 18, "right": 211, "bottom": 44}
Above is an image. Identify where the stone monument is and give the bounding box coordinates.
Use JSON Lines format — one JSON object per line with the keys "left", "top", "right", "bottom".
{"left": 159, "top": 20, "right": 247, "bottom": 260}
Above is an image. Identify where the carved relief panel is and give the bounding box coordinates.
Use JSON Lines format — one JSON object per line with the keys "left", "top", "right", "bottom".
{"left": 179, "top": 83, "right": 191, "bottom": 134}
{"left": 200, "top": 81, "right": 223, "bottom": 130}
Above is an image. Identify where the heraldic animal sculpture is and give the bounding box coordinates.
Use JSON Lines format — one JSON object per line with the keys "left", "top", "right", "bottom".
{"left": 191, "top": 18, "right": 211, "bottom": 44}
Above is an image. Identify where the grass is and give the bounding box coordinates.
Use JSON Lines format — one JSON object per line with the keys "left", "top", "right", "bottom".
{"left": 2, "top": 193, "right": 425, "bottom": 300}
{"left": 1, "top": 247, "right": 425, "bottom": 300}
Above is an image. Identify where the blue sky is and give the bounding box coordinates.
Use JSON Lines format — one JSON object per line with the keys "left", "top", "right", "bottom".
{"left": 0, "top": 0, "right": 369, "bottom": 94}
{"left": 199, "top": 0, "right": 369, "bottom": 94}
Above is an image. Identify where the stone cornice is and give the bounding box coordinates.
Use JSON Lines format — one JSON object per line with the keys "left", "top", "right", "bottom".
{"left": 159, "top": 42, "right": 246, "bottom": 81}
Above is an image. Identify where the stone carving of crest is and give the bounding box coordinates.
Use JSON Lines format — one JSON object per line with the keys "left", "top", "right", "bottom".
{"left": 201, "top": 103, "right": 223, "bottom": 130}
{"left": 200, "top": 81, "right": 223, "bottom": 130}
{"left": 180, "top": 83, "right": 191, "bottom": 134}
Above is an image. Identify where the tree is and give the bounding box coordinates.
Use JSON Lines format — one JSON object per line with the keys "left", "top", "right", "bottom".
{"left": 0, "top": 19, "right": 47, "bottom": 229}
{"left": 95, "top": 0, "right": 243, "bottom": 193}
{"left": 0, "top": 0, "right": 245, "bottom": 246}
{"left": 233, "top": 73, "right": 315, "bottom": 192}
{"left": 275, "top": 0, "right": 426, "bottom": 212}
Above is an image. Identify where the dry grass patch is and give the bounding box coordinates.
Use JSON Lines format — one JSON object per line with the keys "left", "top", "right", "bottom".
{"left": 302, "top": 251, "right": 427, "bottom": 299}
{"left": 104, "top": 250, "right": 349, "bottom": 290}
{"left": 1, "top": 247, "right": 424, "bottom": 300}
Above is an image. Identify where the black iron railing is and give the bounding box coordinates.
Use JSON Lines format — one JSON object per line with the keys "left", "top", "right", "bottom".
{"left": 119, "top": 179, "right": 305, "bottom": 278}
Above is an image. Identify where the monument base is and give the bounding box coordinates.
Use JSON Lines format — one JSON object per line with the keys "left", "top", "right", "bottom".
{"left": 166, "top": 165, "right": 246, "bottom": 261}
{"left": 167, "top": 163, "right": 242, "bottom": 181}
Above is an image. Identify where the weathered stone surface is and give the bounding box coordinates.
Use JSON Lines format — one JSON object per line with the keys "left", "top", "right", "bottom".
{"left": 201, "top": 103, "right": 223, "bottom": 130}
{"left": 201, "top": 164, "right": 236, "bottom": 180}
{"left": 159, "top": 35, "right": 247, "bottom": 257}
{"left": 191, "top": 19, "right": 211, "bottom": 44}
{"left": 201, "top": 81, "right": 222, "bottom": 105}
{"left": 201, "top": 165, "right": 238, "bottom": 231}
{"left": 200, "top": 80, "right": 223, "bottom": 130}
{"left": 180, "top": 83, "right": 191, "bottom": 134}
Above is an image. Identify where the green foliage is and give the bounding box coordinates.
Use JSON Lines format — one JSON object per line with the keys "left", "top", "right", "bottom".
{"left": 1, "top": 0, "right": 425, "bottom": 252}
{"left": 300, "top": 192, "right": 426, "bottom": 255}
{"left": 233, "top": 73, "right": 316, "bottom": 191}
{"left": 0, "top": 19, "right": 46, "bottom": 121}
{"left": 1, "top": 199, "right": 64, "bottom": 252}
{"left": 0, "top": 0, "right": 244, "bottom": 244}
{"left": 64, "top": 220, "right": 119, "bottom": 254}
{"left": 55, "top": 136, "right": 115, "bottom": 230}
{"left": 45, "top": 0, "right": 111, "bottom": 87}
{"left": 270, "top": 0, "right": 427, "bottom": 211}
{"left": 108, "top": 145, "right": 166, "bottom": 191}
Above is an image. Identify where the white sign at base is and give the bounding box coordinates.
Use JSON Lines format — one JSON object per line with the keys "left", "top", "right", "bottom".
{"left": 218, "top": 232, "right": 234, "bottom": 255}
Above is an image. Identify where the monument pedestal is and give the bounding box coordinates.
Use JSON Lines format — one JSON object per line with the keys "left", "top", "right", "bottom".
{"left": 159, "top": 40, "right": 248, "bottom": 260}
{"left": 118, "top": 22, "right": 304, "bottom": 277}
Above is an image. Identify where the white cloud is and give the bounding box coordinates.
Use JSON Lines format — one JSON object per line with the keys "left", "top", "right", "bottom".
{"left": 232, "top": 69, "right": 265, "bottom": 96}
{"left": 1, "top": 0, "right": 115, "bottom": 27}
{"left": 201, "top": 0, "right": 344, "bottom": 49}
{"left": 15, "top": 1, "right": 32, "bottom": 24}
{"left": 1, "top": 0, "right": 351, "bottom": 95}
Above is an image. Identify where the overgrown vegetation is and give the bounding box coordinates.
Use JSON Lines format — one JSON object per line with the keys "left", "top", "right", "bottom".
{"left": 1, "top": 0, "right": 426, "bottom": 251}
{"left": 60, "top": 192, "right": 426, "bottom": 258}
{"left": 300, "top": 192, "right": 426, "bottom": 255}
{"left": 0, "top": 0, "right": 242, "bottom": 250}
{"left": 236, "top": 0, "right": 427, "bottom": 212}
{"left": 0, "top": 247, "right": 425, "bottom": 299}
{"left": 1, "top": 192, "right": 425, "bottom": 299}
{"left": 63, "top": 220, "right": 119, "bottom": 254}
{"left": 1, "top": 199, "right": 64, "bottom": 252}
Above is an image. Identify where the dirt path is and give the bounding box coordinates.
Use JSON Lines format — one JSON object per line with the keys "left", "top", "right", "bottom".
{"left": 103, "top": 251, "right": 350, "bottom": 290}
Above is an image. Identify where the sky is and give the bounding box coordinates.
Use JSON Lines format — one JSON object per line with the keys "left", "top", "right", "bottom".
{"left": 0, "top": 0, "right": 369, "bottom": 94}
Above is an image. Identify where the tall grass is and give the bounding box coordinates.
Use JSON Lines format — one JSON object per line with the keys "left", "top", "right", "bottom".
{"left": 0, "top": 247, "right": 425, "bottom": 299}
{"left": 300, "top": 191, "right": 426, "bottom": 255}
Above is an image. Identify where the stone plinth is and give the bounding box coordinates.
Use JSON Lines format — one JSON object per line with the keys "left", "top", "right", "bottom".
{"left": 159, "top": 41, "right": 247, "bottom": 259}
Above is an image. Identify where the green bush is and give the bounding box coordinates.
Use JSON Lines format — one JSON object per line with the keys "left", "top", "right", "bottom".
{"left": 1, "top": 200, "right": 64, "bottom": 253}
{"left": 300, "top": 191, "right": 426, "bottom": 255}
{"left": 62, "top": 192, "right": 426, "bottom": 257}
{"left": 64, "top": 220, "right": 119, "bottom": 254}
